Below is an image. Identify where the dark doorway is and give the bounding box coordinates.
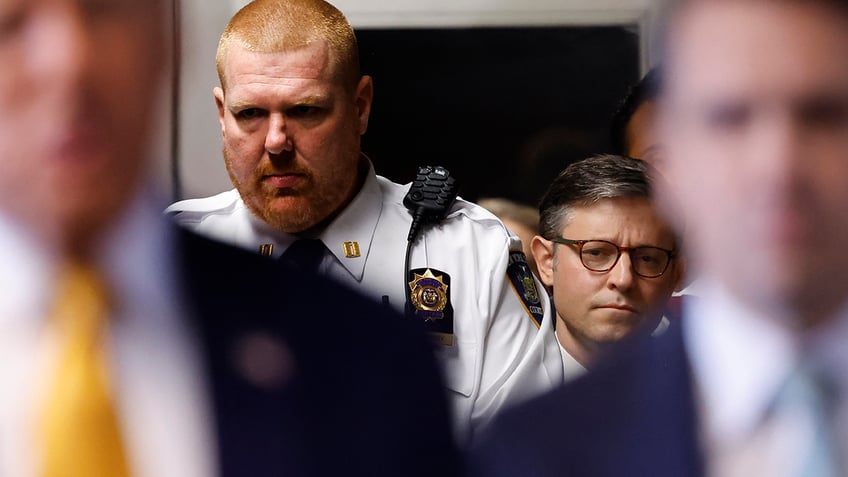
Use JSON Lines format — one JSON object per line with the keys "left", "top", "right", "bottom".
{"left": 358, "top": 26, "right": 640, "bottom": 206}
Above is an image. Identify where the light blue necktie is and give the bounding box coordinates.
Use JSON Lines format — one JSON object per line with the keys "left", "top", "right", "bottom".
{"left": 775, "top": 364, "right": 842, "bottom": 477}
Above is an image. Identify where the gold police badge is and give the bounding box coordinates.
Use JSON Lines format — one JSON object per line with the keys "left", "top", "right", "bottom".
{"left": 408, "top": 269, "right": 449, "bottom": 321}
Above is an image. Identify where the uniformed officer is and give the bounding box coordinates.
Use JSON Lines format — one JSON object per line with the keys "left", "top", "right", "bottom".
{"left": 167, "top": 0, "right": 563, "bottom": 444}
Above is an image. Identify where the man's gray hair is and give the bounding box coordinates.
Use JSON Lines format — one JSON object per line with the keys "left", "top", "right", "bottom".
{"left": 538, "top": 154, "right": 653, "bottom": 240}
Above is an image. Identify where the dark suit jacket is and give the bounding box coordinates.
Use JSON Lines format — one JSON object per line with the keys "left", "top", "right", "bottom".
{"left": 173, "top": 228, "right": 460, "bottom": 477}
{"left": 470, "top": 322, "right": 703, "bottom": 477}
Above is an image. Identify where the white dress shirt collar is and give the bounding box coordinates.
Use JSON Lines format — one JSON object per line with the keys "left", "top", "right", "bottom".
{"left": 314, "top": 162, "right": 383, "bottom": 281}
{"left": 0, "top": 213, "right": 55, "bottom": 328}
{"left": 557, "top": 338, "right": 588, "bottom": 383}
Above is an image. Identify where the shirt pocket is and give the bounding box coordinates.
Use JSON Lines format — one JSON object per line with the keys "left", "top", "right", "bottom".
{"left": 436, "top": 340, "right": 478, "bottom": 397}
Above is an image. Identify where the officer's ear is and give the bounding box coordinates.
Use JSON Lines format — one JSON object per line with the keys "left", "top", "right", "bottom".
{"left": 531, "top": 236, "right": 555, "bottom": 288}
{"left": 355, "top": 75, "right": 374, "bottom": 135}
{"left": 213, "top": 86, "right": 226, "bottom": 135}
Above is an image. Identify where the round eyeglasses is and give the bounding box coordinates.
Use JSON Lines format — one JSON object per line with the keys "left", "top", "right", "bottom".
{"left": 550, "top": 238, "right": 676, "bottom": 278}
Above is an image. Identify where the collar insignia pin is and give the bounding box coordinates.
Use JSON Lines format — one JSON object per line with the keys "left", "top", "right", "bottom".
{"left": 342, "top": 241, "right": 361, "bottom": 258}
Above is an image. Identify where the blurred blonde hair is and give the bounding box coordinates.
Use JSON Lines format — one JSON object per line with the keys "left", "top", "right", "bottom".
{"left": 216, "top": 0, "right": 361, "bottom": 92}
{"left": 477, "top": 198, "right": 540, "bottom": 235}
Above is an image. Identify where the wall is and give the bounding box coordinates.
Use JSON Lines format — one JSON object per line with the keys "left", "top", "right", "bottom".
{"left": 174, "top": 0, "right": 236, "bottom": 199}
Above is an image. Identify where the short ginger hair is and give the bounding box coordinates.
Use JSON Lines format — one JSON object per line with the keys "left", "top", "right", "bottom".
{"left": 216, "top": 0, "right": 361, "bottom": 92}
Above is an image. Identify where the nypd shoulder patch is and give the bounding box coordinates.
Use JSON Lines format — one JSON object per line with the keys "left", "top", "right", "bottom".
{"left": 506, "top": 251, "right": 544, "bottom": 327}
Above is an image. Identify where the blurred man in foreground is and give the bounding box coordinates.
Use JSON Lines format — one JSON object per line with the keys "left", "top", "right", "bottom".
{"left": 0, "top": 0, "right": 457, "bottom": 475}
{"left": 472, "top": 0, "right": 848, "bottom": 475}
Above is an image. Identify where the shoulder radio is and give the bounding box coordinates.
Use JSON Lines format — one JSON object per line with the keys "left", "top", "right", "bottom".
{"left": 402, "top": 166, "right": 460, "bottom": 346}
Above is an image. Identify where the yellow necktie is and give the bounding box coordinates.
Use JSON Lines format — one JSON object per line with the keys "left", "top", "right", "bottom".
{"left": 39, "top": 262, "right": 131, "bottom": 477}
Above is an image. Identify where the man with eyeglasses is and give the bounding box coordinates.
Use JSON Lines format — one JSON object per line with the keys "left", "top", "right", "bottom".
{"left": 530, "top": 154, "right": 683, "bottom": 378}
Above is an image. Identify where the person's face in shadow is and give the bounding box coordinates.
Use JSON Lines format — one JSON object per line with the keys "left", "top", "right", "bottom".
{"left": 626, "top": 100, "right": 665, "bottom": 168}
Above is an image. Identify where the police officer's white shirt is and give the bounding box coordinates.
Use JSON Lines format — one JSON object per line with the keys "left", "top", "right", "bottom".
{"left": 167, "top": 163, "right": 564, "bottom": 443}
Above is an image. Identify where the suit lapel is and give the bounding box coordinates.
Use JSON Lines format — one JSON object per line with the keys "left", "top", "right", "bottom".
{"left": 174, "top": 227, "right": 308, "bottom": 476}
{"left": 638, "top": 320, "right": 705, "bottom": 476}
{"left": 560, "top": 319, "right": 704, "bottom": 476}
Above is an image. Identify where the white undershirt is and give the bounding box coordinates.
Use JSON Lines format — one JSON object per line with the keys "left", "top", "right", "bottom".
{"left": 557, "top": 339, "right": 588, "bottom": 383}
{"left": 0, "top": 192, "right": 216, "bottom": 477}
{"left": 556, "top": 316, "right": 668, "bottom": 382}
